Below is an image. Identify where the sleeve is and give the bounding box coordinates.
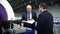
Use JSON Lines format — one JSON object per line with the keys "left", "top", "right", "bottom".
{"left": 21, "top": 12, "right": 25, "bottom": 20}
{"left": 33, "top": 12, "right": 37, "bottom": 21}
{"left": 36, "top": 14, "right": 45, "bottom": 31}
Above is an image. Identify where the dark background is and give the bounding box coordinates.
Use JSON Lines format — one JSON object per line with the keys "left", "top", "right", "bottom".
{"left": 7, "top": 0, "right": 60, "bottom": 13}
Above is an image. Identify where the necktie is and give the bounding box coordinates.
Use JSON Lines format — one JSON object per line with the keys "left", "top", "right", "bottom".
{"left": 27, "top": 14, "right": 30, "bottom": 20}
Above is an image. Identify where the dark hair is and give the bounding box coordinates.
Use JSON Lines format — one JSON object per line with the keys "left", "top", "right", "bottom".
{"left": 25, "top": 3, "right": 32, "bottom": 7}
{"left": 39, "top": 3, "right": 47, "bottom": 9}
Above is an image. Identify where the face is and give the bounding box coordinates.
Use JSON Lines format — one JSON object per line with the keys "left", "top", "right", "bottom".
{"left": 39, "top": 5, "right": 43, "bottom": 12}
{"left": 26, "top": 5, "right": 32, "bottom": 12}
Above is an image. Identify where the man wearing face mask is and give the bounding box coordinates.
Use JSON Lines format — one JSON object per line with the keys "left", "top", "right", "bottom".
{"left": 36, "top": 3, "right": 53, "bottom": 34}
{"left": 22, "top": 4, "right": 37, "bottom": 29}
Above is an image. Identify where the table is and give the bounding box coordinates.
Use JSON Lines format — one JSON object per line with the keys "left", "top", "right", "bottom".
{"left": 6, "top": 29, "right": 35, "bottom": 34}
{"left": 20, "top": 30, "right": 35, "bottom": 34}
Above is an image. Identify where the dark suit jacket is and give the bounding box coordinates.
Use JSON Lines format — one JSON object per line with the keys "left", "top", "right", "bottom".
{"left": 22, "top": 11, "right": 37, "bottom": 29}
{"left": 36, "top": 10, "right": 53, "bottom": 34}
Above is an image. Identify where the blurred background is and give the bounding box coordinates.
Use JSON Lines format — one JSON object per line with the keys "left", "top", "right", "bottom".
{"left": 7, "top": 0, "right": 60, "bottom": 18}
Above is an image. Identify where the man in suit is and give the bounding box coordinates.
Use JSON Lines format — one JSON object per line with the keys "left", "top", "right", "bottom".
{"left": 36, "top": 3, "right": 53, "bottom": 34}
{"left": 22, "top": 4, "right": 37, "bottom": 29}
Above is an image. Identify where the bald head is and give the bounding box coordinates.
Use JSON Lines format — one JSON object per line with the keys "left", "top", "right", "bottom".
{"left": 26, "top": 5, "right": 32, "bottom": 8}
{"left": 26, "top": 5, "right": 32, "bottom": 12}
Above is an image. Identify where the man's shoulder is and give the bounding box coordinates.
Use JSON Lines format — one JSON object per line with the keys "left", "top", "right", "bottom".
{"left": 41, "top": 11, "right": 50, "bottom": 15}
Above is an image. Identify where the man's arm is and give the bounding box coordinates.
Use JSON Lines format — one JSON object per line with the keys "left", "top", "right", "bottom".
{"left": 32, "top": 12, "right": 37, "bottom": 21}
{"left": 22, "top": 13, "right": 25, "bottom": 20}
{"left": 34, "top": 12, "right": 37, "bottom": 21}
{"left": 36, "top": 14, "right": 45, "bottom": 31}
{"left": 21, "top": 12, "right": 27, "bottom": 23}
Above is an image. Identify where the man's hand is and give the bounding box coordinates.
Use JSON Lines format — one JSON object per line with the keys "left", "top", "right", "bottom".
{"left": 29, "top": 19, "right": 35, "bottom": 21}
{"left": 22, "top": 20, "right": 27, "bottom": 23}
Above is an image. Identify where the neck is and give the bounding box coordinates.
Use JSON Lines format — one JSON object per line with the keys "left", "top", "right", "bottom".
{"left": 27, "top": 11, "right": 31, "bottom": 14}
{"left": 42, "top": 9, "right": 47, "bottom": 12}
